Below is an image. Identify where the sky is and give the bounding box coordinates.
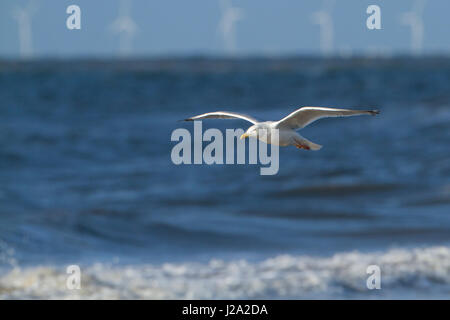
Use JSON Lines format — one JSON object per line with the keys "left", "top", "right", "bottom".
{"left": 0, "top": 0, "right": 449, "bottom": 58}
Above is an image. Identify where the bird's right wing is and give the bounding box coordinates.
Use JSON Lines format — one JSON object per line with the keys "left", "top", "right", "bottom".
{"left": 275, "top": 106, "right": 379, "bottom": 130}
{"left": 184, "top": 111, "right": 259, "bottom": 124}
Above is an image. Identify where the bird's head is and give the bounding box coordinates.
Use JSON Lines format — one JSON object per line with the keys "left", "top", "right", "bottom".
{"left": 240, "top": 125, "right": 258, "bottom": 140}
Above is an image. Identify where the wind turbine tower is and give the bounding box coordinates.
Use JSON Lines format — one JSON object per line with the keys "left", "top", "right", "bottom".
{"left": 400, "top": 0, "right": 426, "bottom": 55}
{"left": 218, "top": 0, "right": 244, "bottom": 54}
{"left": 110, "top": 0, "right": 138, "bottom": 56}
{"left": 13, "top": 1, "right": 37, "bottom": 58}
{"left": 311, "top": 0, "right": 335, "bottom": 56}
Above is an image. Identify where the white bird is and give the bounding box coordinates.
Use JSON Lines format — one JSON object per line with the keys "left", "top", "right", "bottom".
{"left": 185, "top": 107, "right": 379, "bottom": 150}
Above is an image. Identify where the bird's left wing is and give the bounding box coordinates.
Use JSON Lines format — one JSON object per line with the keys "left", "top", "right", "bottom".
{"left": 184, "top": 111, "right": 259, "bottom": 124}
{"left": 275, "top": 106, "right": 379, "bottom": 130}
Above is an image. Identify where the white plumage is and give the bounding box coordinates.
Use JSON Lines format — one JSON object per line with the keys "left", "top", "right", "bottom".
{"left": 185, "top": 106, "right": 379, "bottom": 150}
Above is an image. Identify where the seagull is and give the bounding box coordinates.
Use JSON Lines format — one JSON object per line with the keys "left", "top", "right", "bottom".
{"left": 185, "top": 107, "right": 379, "bottom": 150}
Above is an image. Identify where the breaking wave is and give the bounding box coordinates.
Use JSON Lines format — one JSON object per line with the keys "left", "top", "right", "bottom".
{"left": 1, "top": 246, "right": 449, "bottom": 299}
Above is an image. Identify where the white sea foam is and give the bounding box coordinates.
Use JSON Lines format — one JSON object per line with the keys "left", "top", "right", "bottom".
{"left": 1, "top": 246, "right": 449, "bottom": 299}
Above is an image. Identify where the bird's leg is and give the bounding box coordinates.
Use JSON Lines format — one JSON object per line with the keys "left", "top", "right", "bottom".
{"left": 294, "top": 143, "right": 310, "bottom": 150}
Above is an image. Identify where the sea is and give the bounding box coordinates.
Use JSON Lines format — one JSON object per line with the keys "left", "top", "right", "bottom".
{"left": 0, "top": 57, "right": 449, "bottom": 299}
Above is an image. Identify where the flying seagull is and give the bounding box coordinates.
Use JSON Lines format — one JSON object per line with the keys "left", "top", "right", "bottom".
{"left": 185, "top": 107, "right": 379, "bottom": 150}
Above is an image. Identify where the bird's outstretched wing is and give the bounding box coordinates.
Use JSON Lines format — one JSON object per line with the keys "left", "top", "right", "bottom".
{"left": 275, "top": 106, "right": 379, "bottom": 130}
{"left": 184, "top": 111, "right": 259, "bottom": 124}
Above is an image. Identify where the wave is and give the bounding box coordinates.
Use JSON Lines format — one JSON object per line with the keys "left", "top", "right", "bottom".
{"left": 270, "top": 182, "right": 401, "bottom": 198}
{"left": 1, "top": 246, "right": 449, "bottom": 299}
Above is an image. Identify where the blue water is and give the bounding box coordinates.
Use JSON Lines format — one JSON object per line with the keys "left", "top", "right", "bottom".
{"left": 0, "top": 57, "right": 450, "bottom": 299}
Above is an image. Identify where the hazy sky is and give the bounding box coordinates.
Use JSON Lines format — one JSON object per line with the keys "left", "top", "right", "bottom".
{"left": 1, "top": 0, "right": 449, "bottom": 58}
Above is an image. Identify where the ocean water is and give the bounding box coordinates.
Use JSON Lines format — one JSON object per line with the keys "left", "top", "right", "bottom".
{"left": 0, "top": 57, "right": 449, "bottom": 299}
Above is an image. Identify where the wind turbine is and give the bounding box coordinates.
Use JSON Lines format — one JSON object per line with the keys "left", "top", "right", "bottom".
{"left": 311, "top": 0, "right": 335, "bottom": 56}
{"left": 12, "top": 1, "right": 37, "bottom": 59}
{"left": 110, "top": 0, "right": 138, "bottom": 56}
{"left": 218, "top": 0, "right": 244, "bottom": 54}
{"left": 400, "top": 0, "right": 426, "bottom": 55}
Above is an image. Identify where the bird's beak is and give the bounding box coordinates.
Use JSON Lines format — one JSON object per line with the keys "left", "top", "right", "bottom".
{"left": 240, "top": 133, "right": 249, "bottom": 140}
